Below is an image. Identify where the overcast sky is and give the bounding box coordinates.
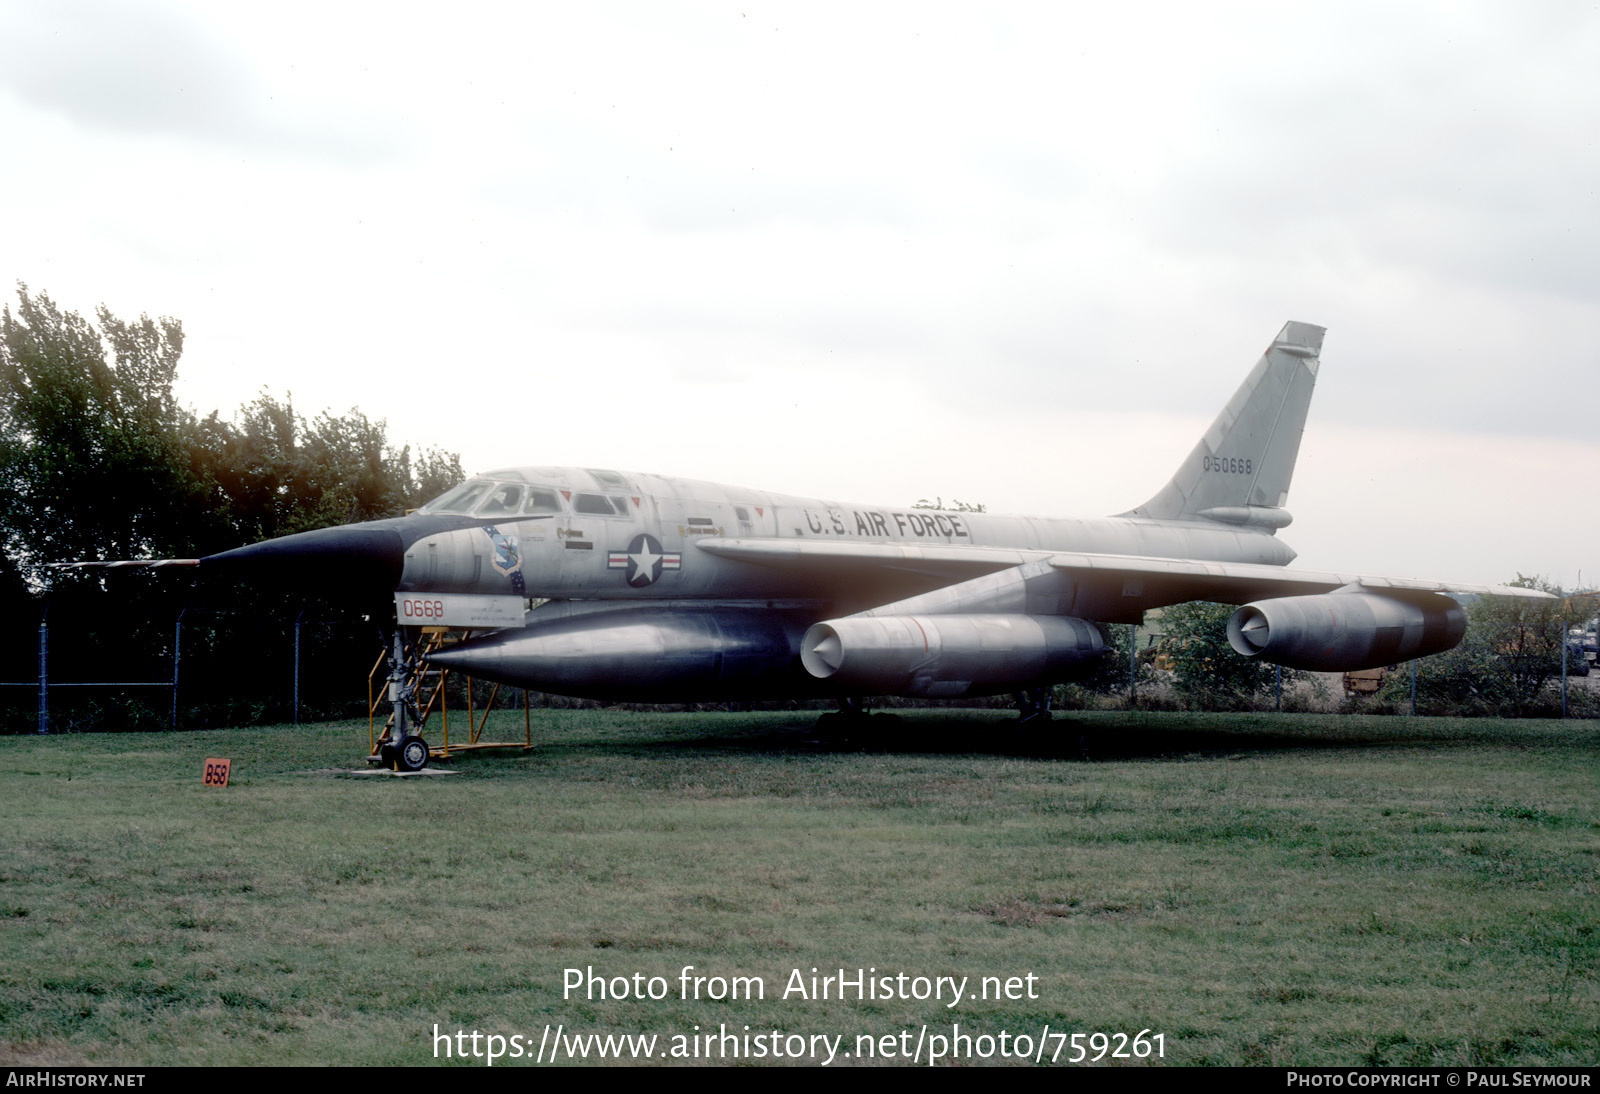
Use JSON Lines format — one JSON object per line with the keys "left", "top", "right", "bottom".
{"left": 1, "top": 1, "right": 1595, "bottom": 587}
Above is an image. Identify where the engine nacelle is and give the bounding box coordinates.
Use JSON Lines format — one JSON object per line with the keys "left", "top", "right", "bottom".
{"left": 1226, "top": 591, "right": 1466, "bottom": 671}
{"left": 427, "top": 607, "right": 809, "bottom": 701}
{"left": 800, "top": 614, "right": 1105, "bottom": 698}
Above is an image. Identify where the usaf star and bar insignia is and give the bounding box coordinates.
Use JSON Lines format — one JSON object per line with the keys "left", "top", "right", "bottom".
{"left": 608, "top": 533, "right": 682, "bottom": 587}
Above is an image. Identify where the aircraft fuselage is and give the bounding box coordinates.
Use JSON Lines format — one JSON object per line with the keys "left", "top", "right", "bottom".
{"left": 398, "top": 467, "right": 1297, "bottom": 611}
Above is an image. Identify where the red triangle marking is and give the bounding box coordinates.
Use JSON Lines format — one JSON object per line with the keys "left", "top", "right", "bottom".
{"left": 559, "top": 490, "right": 571, "bottom": 502}
{"left": 631, "top": 496, "right": 641, "bottom": 508}
{"left": 755, "top": 507, "right": 764, "bottom": 517}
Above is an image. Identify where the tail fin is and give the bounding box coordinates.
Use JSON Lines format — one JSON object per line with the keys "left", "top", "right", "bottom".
{"left": 1121, "top": 320, "right": 1323, "bottom": 531}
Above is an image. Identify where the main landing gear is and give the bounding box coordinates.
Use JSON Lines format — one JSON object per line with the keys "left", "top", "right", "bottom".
{"left": 1015, "top": 687, "right": 1054, "bottom": 725}
{"left": 814, "top": 696, "right": 900, "bottom": 742}
{"left": 1014, "top": 686, "right": 1092, "bottom": 758}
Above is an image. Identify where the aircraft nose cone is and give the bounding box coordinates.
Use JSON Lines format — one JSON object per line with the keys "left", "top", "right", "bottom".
{"left": 201, "top": 523, "right": 405, "bottom": 594}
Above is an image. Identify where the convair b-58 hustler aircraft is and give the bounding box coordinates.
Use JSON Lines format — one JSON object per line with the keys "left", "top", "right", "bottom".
{"left": 177, "top": 322, "right": 1545, "bottom": 768}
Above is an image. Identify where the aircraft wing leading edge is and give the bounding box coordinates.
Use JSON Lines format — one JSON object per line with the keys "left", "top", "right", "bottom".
{"left": 695, "top": 536, "right": 1549, "bottom": 612}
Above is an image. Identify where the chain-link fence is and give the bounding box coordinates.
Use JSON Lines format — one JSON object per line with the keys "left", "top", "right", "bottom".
{"left": 5, "top": 602, "right": 1596, "bottom": 732}
{"left": 1, "top": 602, "right": 386, "bottom": 733}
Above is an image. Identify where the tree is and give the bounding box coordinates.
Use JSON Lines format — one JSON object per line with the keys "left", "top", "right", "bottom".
{"left": 0, "top": 284, "right": 466, "bottom": 730}
{"left": 0, "top": 285, "right": 220, "bottom": 583}
{"left": 1381, "top": 577, "right": 1597, "bottom": 716}
{"left": 2, "top": 287, "right": 467, "bottom": 584}
{"left": 1478, "top": 576, "right": 1573, "bottom": 712}
{"left": 1066, "top": 619, "right": 1150, "bottom": 697}
{"left": 183, "top": 388, "right": 466, "bottom": 547}
{"left": 1157, "top": 600, "right": 1300, "bottom": 710}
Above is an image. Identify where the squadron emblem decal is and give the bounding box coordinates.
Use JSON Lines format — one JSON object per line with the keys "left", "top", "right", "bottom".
{"left": 483, "top": 526, "right": 526, "bottom": 596}
{"left": 608, "top": 533, "right": 681, "bottom": 587}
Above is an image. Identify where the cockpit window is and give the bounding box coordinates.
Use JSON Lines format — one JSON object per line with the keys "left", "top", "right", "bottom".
{"left": 476, "top": 483, "right": 525, "bottom": 517}
{"left": 573, "top": 492, "right": 628, "bottom": 516}
{"left": 522, "top": 488, "right": 562, "bottom": 515}
{"left": 421, "top": 479, "right": 571, "bottom": 518}
{"left": 420, "top": 480, "right": 492, "bottom": 514}
{"left": 586, "top": 468, "right": 629, "bottom": 490}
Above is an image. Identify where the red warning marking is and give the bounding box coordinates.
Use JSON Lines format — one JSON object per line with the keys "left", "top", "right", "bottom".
{"left": 631, "top": 496, "right": 641, "bottom": 507}
{"left": 755, "top": 507, "right": 764, "bottom": 517}
{"left": 560, "top": 490, "right": 571, "bottom": 502}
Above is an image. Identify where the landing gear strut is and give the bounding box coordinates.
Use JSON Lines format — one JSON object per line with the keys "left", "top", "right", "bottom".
{"left": 816, "top": 696, "right": 868, "bottom": 734}
{"left": 815, "top": 696, "right": 899, "bottom": 742}
{"left": 375, "top": 627, "right": 429, "bottom": 770}
{"left": 1015, "top": 687, "right": 1054, "bottom": 725}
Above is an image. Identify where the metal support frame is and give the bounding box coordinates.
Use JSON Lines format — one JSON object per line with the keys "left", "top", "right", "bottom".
{"left": 366, "top": 625, "right": 534, "bottom": 764}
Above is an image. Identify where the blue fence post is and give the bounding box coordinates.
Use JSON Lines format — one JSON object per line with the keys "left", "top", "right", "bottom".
{"left": 36, "top": 606, "right": 48, "bottom": 735}
{"left": 294, "top": 609, "right": 305, "bottom": 725}
{"left": 171, "top": 607, "right": 185, "bottom": 729}
{"left": 1128, "top": 622, "right": 1136, "bottom": 705}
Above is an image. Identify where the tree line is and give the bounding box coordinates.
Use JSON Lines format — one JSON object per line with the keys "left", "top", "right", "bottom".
{"left": 1, "top": 285, "right": 463, "bottom": 729}
{"left": 1, "top": 285, "right": 461, "bottom": 588}
{"left": 1072, "top": 584, "right": 1599, "bottom": 719}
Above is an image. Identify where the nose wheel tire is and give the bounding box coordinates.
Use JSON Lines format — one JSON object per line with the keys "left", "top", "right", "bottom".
{"left": 396, "top": 736, "right": 431, "bottom": 772}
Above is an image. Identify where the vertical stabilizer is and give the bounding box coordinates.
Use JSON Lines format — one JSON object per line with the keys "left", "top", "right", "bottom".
{"left": 1121, "top": 321, "right": 1323, "bottom": 531}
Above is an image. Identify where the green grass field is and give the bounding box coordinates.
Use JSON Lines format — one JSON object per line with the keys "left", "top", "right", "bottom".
{"left": 2, "top": 710, "right": 1596, "bottom": 1066}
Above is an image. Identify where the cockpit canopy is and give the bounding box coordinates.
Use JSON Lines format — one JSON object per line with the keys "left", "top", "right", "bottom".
{"left": 419, "top": 479, "right": 563, "bottom": 518}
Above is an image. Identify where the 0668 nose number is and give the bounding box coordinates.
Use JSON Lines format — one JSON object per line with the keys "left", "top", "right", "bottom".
{"left": 398, "top": 597, "right": 447, "bottom": 620}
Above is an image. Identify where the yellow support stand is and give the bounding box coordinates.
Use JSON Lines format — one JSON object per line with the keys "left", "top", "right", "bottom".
{"left": 366, "top": 627, "right": 534, "bottom": 765}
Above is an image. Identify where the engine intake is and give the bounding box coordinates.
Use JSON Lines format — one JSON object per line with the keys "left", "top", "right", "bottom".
{"left": 800, "top": 614, "right": 1104, "bottom": 697}
{"left": 1226, "top": 591, "right": 1466, "bottom": 671}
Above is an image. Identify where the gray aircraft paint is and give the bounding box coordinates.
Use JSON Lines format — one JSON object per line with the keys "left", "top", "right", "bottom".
{"left": 1124, "top": 320, "right": 1322, "bottom": 527}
